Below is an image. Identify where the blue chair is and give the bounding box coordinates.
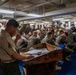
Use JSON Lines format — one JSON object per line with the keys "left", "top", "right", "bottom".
{"left": 58, "top": 44, "right": 65, "bottom": 48}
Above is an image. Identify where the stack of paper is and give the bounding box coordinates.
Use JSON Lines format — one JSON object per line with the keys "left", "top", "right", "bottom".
{"left": 23, "top": 48, "right": 49, "bottom": 61}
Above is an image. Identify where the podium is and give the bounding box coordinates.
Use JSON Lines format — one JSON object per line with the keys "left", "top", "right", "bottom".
{"left": 21, "top": 43, "right": 62, "bottom": 75}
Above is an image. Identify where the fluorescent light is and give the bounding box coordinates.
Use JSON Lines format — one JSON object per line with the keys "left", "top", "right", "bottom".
{"left": 43, "top": 21, "right": 49, "bottom": 23}
{"left": 53, "top": 18, "right": 64, "bottom": 21}
{"left": 61, "top": 19, "right": 69, "bottom": 21}
{"left": 27, "top": 13, "right": 41, "bottom": 17}
{"left": 28, "top": 21, "right": 36, "bottom": 24}
{"left": 2, "top": 14, "right": 14, "bottom": 18}
{"left": 0, "top": 9, "right": 15, "bottom": 14}
{"left": 44, "top": 22, "right": 49, "bottom": 23}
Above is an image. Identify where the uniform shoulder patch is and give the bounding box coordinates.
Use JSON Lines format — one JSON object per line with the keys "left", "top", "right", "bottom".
{"left": 8, "top": 42, "right": 12, "bottom": 48}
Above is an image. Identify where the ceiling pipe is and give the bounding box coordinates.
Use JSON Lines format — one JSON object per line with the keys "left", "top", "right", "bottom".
{"left": 14, "top": 11, "right": 27, "bottom": 16}
{"left": 17, "top": 7, "right": 76, "bottom": 21}
{"left": 21, "top": 0, "right": 56, "bottom": 11}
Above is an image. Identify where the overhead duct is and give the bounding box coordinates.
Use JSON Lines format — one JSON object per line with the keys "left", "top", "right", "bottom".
{"left": 14, "top": 11, "right": 27, "bottom": 16}
{"left": 21, "top": 1, "right": 55, "bottom": 11}
{"left": 2, "top": 11, "right": 28, "bottom": 18}
{"left": 0, "top": 0, "right": 9, "bottom": 5}
{"left": 45, "top": 7, "right": 76, "bottom": 17}
{"left": 17, "top": 7, "right": 76, "bottom": 21}
{"left": 2, "top": 14, "right": 14, "bottom": 19}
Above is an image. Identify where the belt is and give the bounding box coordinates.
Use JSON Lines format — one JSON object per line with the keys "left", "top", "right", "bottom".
{"left": 2, "top": 60, "right": 15, "bottom": 63}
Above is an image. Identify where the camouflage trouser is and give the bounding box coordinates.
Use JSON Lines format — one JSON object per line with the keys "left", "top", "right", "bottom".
{"left": 2, "top": 61, "right": 21, "bottom": 75}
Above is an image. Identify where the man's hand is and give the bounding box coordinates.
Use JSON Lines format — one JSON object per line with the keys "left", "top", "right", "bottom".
{"left": 20, "top": 52, "right": 34, "bottom": 59}
{"left": 25, "top": 54, "right": 34, "bottom": 59}
{"left": 12, "top": 52, "right": 34, "bottom": 60}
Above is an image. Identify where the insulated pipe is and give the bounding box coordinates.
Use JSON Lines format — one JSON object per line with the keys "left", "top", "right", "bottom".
{"left": 45, "top": 7, "right": 76, "bottom": 17}
{"left": 21, "top": 1, "right": 56, "bottom": 11}
{"left": 17, "top": 7, "right": 76, "bottom": 21}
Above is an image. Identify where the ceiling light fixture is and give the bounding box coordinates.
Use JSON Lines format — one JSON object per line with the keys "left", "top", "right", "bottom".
{"left": 53, "top": 18, "right": 64, "bottom": 21}
{"left": 0, "top": 9, "right": 15, "bottom": 14}
{"left": 43, "top": 21, "right": 49, "bottom": 23}
{"left": 27, "top": 14, "right": 42, "bottom": 17}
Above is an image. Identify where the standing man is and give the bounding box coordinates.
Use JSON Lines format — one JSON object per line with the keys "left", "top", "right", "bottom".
{"left": 0, "top": 19, "right": 33, "bottom": 75}
{"left": 70, "top": 24, "right": 76, "bottom": 32}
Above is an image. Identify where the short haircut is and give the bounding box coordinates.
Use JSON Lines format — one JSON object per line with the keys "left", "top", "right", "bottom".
{"left": 33, "top": 31, "right": 37, "bottom": 35}
{"left": 47, "top": 32, "right": 52, "bottom": 37}
{"left": 7, "top": 19, "right": 19, "bottom": 27}
{"left": 59, "top": 30, "right": 64, "bottom": 33}
{"left": 51, "top": 29, "right": 54, "bottom": 33}
{"left": 64, "top": 32, "right": 68, "bottom": 36}
{"left": 19, "top": 31, "right": 25, "bottom": 35}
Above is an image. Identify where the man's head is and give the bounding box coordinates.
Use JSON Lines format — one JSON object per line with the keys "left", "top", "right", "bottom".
{"left": 33, "top": 31, "right": 37, "bottom": 37}
{"left": 59, "top": 30, "right": 64, "bottom": 35}
{"left": 47, "top": 31, "right": 52, "bottom": 39}
{"left": 71, "top": 24, "right": 75, "bottom": 27}
{"left": 19, "top": 31, "right": 26, "bottom": 37}
{"left": 6, "top": 19, "right": 19, "bottom": 37}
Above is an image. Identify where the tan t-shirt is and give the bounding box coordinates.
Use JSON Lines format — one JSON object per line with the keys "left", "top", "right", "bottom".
{"left": 0, "top": 30, "right": 17, "bottom": 61}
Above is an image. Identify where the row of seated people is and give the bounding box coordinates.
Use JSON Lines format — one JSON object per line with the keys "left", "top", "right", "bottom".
{"left": 12, "top": 28, "right": 75, "bottom": 71}
{"left": 15, "top": 29, "right": 76, "bottom": 61}
{"left": 0, "top": 24, "right": 76, "bottom": 75}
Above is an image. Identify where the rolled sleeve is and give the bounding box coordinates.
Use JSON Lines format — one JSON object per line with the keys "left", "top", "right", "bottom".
{"left": 1, "top": 38, "right": 15, "bottom": 56}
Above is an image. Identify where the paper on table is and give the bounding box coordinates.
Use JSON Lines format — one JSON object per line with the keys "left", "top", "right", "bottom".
{"left": 54, "top": 47, "right": 62, "bottom": 50}
{"left": 25, "top": 48, "right": 49, "bottom": 55}
{"left": 23, "top": 48, "right": 49, "bottom": 61}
